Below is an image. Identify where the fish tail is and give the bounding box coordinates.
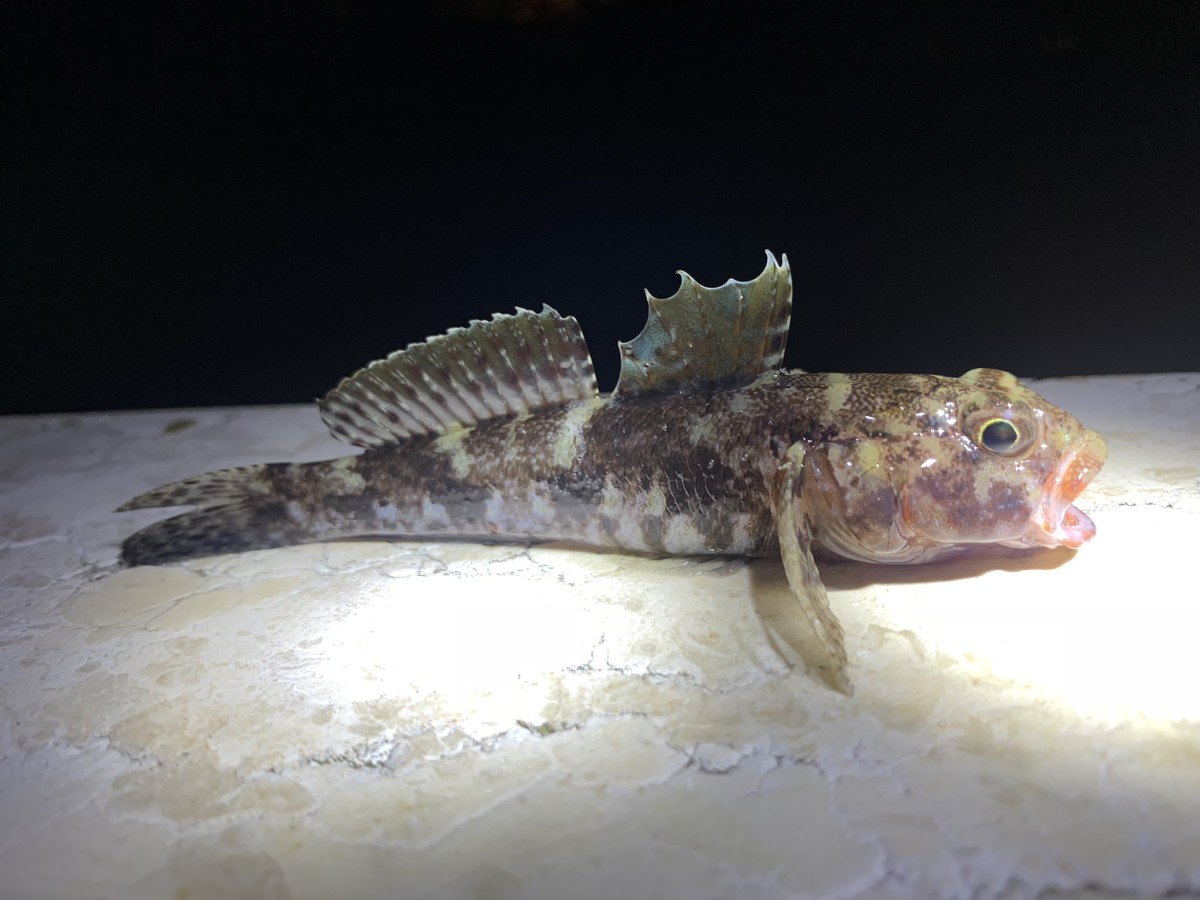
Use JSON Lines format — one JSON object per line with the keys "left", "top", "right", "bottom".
{"left": 117, "top": 462, "right": 318, "bottom": 566}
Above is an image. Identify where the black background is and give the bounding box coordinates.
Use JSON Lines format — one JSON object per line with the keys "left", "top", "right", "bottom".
{"left": 5, "top": 0, "right": 1199, "bottom": 415}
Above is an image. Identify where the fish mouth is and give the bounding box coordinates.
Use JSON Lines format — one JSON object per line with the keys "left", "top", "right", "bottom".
{"left": 1027, "top": 429, "right": 1107, "bottom": 549}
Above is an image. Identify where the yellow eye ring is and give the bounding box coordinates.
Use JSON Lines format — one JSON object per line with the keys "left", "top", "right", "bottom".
{"left": 978, "top": 417, "right": 1020, "bottom": 453}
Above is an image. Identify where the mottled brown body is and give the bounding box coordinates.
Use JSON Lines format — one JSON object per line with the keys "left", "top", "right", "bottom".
{"left": 119, "top": 254, "right": 1105, "bottom": 691}
{"left": 246, "top": 375, "right": 816, "bottom": 557}
{"left": 121, "top": 373, "right": 825, "bottom": 563}
{"left": 122, "top": 368, "right": 1091, "bottom": 567}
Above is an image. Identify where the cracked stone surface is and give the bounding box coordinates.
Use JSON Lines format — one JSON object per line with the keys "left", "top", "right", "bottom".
{"left": 1, "top": 374, "right": 1198, "bottom": 900}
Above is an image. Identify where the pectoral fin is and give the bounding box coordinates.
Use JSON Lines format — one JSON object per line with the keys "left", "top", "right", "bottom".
{"left": 774, "top": 444, "right": 852, "bottom": 694}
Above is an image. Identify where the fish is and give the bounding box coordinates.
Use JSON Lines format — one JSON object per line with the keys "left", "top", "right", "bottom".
{"left": 118, "top": 252, "right": 1106, "bottom": 692}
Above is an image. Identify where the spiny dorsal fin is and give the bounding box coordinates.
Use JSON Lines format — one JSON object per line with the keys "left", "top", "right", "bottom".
{"left": 320, "top": 305, "right": 598, "bottom": 448}
{"left": 614, "top": 251, "right": 792, "bottom": 398}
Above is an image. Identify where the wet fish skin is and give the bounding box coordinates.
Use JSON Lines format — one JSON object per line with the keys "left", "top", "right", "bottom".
{"left": 118, "top": 253, "right": 1105, "bottom": 690}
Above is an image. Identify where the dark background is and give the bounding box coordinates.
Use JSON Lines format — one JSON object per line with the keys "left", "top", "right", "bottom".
{"left": 5, "top": 0, "right": 1199, "bottom": 415}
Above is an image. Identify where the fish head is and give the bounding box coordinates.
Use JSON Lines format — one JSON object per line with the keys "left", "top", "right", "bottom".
{"left": 800, "top": 368, "right": 1106, "bottom": 563}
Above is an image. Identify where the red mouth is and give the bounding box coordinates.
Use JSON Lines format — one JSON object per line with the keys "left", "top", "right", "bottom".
{"left": 1031, "top": 431, "right": 1107, "bottom": 549}
{"left": 1046, "top": 501, "right": 1096, "bottom": 549}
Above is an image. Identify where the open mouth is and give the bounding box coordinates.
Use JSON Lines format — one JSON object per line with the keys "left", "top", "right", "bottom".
{"left": 1031, "top": 429, "right": 1107, "bottom": 549}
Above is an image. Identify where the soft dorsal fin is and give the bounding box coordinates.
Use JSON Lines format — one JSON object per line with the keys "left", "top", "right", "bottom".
{"left": 320, "top": 306, "right": 598, "bottom": 448}
{"left": 614, "top": 251, "right": 792, "bottom": 398}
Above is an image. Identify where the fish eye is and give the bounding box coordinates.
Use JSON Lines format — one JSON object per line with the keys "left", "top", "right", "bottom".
{"left": 978, "top": 417, "right": 1020, "bottom": 453}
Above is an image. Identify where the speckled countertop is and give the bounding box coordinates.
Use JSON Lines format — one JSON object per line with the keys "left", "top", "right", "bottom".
{"left": 1, "top": 374, "right": 1198, "bottom": 900}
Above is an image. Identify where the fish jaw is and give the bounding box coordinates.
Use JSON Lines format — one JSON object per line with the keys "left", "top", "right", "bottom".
{"left": 1026, "top": 428, "right": 1107, "bottom": 549}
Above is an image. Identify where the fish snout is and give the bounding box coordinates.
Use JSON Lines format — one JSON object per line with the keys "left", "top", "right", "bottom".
{"left": 1030, "top": 428, "right": 1107, "bottom": 549}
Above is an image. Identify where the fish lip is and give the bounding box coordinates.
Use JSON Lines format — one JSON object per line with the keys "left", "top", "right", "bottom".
{"left": 1028, "top": 429, "right": 1107, "bottom": 549}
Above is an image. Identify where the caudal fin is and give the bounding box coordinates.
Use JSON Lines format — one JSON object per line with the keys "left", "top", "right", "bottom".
{"left": 118, "top": 464, "right": 303, "bottom": 566}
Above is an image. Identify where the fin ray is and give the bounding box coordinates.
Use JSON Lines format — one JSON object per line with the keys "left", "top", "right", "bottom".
{"left": 320, "top": 305, "right": 598, "bottom": 448}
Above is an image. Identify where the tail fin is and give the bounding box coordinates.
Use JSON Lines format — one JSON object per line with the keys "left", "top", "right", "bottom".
{"left": 118, "top": 463, "right": 303, "bottom": 566}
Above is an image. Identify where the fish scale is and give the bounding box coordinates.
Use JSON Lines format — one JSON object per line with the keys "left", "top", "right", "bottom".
{"left": 118, "top": 252, "right": 1106, "bottom": 692}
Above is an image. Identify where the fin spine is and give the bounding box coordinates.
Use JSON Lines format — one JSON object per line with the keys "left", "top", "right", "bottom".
{"left": 614, "top": 250, "right": 792, "bottom": 398}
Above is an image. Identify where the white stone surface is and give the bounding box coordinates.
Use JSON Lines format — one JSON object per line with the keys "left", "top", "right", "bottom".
{"left": 1, "top": 374, "right": 1198, "bottom": 900}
